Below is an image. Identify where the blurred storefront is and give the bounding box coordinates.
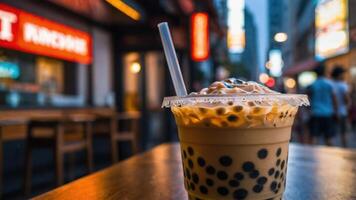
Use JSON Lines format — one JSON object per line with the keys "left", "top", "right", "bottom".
{"left": 282, "top": 0, "right": 356, "bottom": 91}
{"left": 0, "top": 0, "right": 116, "bottom": 108}
{"left": 0, "top": 0, "right": 224, "bottom": 150}
{"left": 112, "top": 0, "right": 224, "bottom": 149}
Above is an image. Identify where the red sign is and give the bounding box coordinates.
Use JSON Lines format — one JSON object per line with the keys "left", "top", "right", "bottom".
{"left": 0, "top": 3, "right": 92, "bottom": 64}
{"left": 191, "top": 12, "right": 209, "bottom": 61}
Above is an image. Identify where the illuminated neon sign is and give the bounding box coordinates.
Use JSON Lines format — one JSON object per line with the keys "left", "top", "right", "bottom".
{"left": 227, "top": 0, "right": 245, "bottom": 53}
{"left": 0, "top": 61, "right": 19, "bottom": 78}
{"left": 191, "top": 12, "right": 209, "bottom": 61}
{"left": 315, "top": 0, "right": 349, "bottom": 59}
{"left": 0, "top": 3, "right": 92, "bottom": 64}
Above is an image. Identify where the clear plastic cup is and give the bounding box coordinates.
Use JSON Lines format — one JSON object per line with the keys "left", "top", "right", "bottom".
{"left": 162, "top": 94, "right": 309, "bottom": 200}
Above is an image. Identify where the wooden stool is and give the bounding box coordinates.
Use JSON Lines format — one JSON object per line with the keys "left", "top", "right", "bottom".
{"left": 112, "top": 112, "right": 141, "bottom": 163}
{"left": 0, "top": 119, "right": 27, "bottom": 199}
{"left": 24, "top": 114, "right": 95, "bottom": 195}
{"left": 91, "top": 110, "right": 118, "bottom": 163}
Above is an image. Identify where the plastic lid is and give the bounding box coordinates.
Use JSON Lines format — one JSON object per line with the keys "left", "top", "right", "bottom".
{"left": 162, "top": 94, "right": 309, "bottom": 108}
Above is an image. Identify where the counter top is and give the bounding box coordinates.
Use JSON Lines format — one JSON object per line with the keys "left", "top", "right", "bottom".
{"left": 34, "top": 143, "right": 356, "bottom": 200}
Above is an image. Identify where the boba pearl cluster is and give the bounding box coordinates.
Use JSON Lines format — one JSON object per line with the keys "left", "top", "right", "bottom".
{"left": 170, "top": 78, "right": 300, "bottom": 128}
{"left": 171, "top": 101, "right": 297, "bottom": 128}
{"left": 191, "top": 78, "right": 279, "bottom": 95}
{"left": 181, "top": 145, "right": 287, "bottom": 200}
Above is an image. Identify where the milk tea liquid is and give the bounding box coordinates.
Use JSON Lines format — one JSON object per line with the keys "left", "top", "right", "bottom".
{"left": 163, "top": 79, "right": 309, "bottom": 200}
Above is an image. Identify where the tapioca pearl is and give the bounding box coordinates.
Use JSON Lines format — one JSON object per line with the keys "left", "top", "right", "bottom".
{"left": 281, "top": 160, "right": 285, "bottom": 169}
{"left": 284, "top": 111, "right": 289, "bottom": 118}
{"left": 192, "top": 173, "right": 199, "bottom": 184}
{"left": 202, "top": 119, "right": 212, "bottom": 127}
{"left": 188, "top": 147, "right": 194, "bottom": 156}
{"left": 206, "top": 166, "right": 216, "bottom": 175}
{"left": 233, "top": 105, "right": 243, "bottom": 112}
{"left": 242, "top": 161, "right": 255, "bottom": 172}
{"left": 186, "top": 168, "right": 191, "bottom": 179}
{"left": 276, "top": 148, "right": 282, "bottom": 157}
{"left": 274, "top": 189, "right": 279, "bottom": 194}
{"left": 270, "top": 181, "right": 277, "bottom": 191}
{"left": 278, "top": 182, "right": 281, "bottom": 189}
{"left": 257, "top": 176, "right": 267, "bottom": 185}
{"left": 274, "top": 170, "right": 280, "bottom": 179}
{"left": 246, "top": 115, "right": 253, "bottom": 120}
{"left": 228, "top": 101, "right": 234, "bottom": 106}
{"left": 268, "top": 168, "right": 275, "bottom": 176}
{"left": 216, "top": 107, "right": 226, "bottom": 115}
{"left": 234, "top": 172, "right": 244, "bottom": 180}
{"left": 227, "top": 114, "right": 239, "bottom": 122}
{"left": 249, "top": 170, "right": 259, "bottom": 179}
{"left": 280, "top": 172, "right": 284, "bottom": 179}
{"left": 253, "top": 184, "right": 263, "bottom": 193}
{"left": 219, "top": 156, "right": 233, "bottom": 167}
{"left": 276, "top": 159, "right": 281, "bottom": 166}
{"left": 217, "top": 171, "right": 228, "bottom": 180}
{"left": 229, "top": 180, "right": 239, "bottom": 187}
{"left": 257, "top": 148, "right": 268, "bottom": 159}
{"left": 190, "top": 182, "right": 195, "bottom": 191}
{"left": 199, "top": 107, "right": 207, "bottom": 114}
{"left": 206, "top": 178, "right": 214, "bottom": 186}
{"left": 188, "top": 159, "right": 194, "bottom": 169}
{"left": 248, "top": 101, "right": 255, "bottom": 106}
{"left": 279, "top": 112, "right": 284, "bottom": 119}
{"left": 233, "top": 189, "right": 248, "bottom": 199}
{"left": 217, "top": 187, "right": 229, "bottom": 196}
{"left": 197, "top": 157, "right": 206, "bottom": 167}
{"left": 183, "top": 150, "right": 187, "bottom": 159}
{"left": 199, "top": 186, "right": 208, "bottom": 194}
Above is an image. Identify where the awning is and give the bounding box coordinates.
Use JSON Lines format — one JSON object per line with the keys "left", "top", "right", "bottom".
{"left": 283, "top": 58, "right": 318, "bottom": 77}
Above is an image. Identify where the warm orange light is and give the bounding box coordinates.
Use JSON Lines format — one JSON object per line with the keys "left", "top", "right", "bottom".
{"left": 130, "top": 62, "right": 141, "bottom": 74}
{"left": 106, "top": 0, "right": 141, "bottom": 21}
{"left": 191, "top": 12, "right": 209, "bottom": 61}
{"left": 274, "top": 32, "right": 288, "bottom": 42}
{"left": 284, "top": 78, "right": 296, "bottom": 89}
{"left": 265, "top": 61, "right": 272, "bottom": 69}
{"left": 259, "top": 73, "right": 269, "bottom": 83}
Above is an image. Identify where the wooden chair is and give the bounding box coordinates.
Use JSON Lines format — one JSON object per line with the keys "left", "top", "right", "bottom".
{"left": 24, "top": 113, "right": 95, "bottom": 195}
{"left": 0, "top": 119, "right": 27, "bottom": 199}
{"left": 111, "top": 112, "right": 141, "bottom": 162}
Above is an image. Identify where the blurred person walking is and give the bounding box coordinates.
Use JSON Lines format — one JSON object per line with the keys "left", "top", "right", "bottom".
{"left": 331, "top": 66, "right": 350, "bottom": 147}
{"left": 350, "top": 84, "right": 356, "bottom": 135}
{"left": 307, "top": 63, "right": 338, "bottom": 146}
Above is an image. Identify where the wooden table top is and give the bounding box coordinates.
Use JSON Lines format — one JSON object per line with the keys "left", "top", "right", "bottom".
{"left": 34, "top": 143, "right": 356, "bottom": 200}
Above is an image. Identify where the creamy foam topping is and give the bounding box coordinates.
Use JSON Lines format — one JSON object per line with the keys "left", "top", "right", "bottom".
{"left": 163, "top": 78, "right": 308, "bottom": 128}
{"left": 190, "top": 78, "right": 279, "bottom": 95}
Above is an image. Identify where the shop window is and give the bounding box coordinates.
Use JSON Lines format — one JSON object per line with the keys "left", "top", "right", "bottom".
{"left": 145, "top": 52, "right": 164, "bottom": 109}
{"left": 123, "top": 52, "right": 141, "bottom": 111}
{"left": 36, "top": 57, "right": 64, "bottom": 94}
{"left": 0, "top": 48, "right": 80, "bottom": 107}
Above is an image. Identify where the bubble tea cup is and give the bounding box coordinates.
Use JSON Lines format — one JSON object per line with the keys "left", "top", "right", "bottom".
{"left": 162, "top": 80, "right": 309, "bottom": 200}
